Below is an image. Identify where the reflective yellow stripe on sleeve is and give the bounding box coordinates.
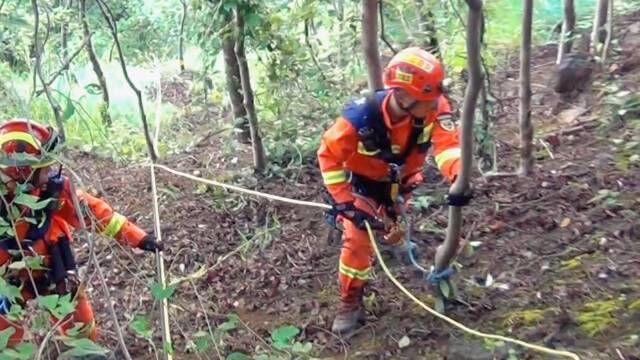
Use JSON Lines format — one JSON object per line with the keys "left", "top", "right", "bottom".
{"left": 435, "top": 148, "right": 461, "bottom": 168}
{"left": 322, "top": 169, "right": 348, "bottom": 185}
{"left": 339, "top": 261, "right": 372, "bottom": 280}
{"left": 102, "top": 213, "right": 126, "bottom": 238}
{"left": 417, "top": 124, "right": 434, "bottom": 144}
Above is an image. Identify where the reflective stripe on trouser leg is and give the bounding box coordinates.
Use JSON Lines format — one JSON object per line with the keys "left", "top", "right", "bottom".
{"left": 338, "top": 196, "right": 377, "bottom": 302}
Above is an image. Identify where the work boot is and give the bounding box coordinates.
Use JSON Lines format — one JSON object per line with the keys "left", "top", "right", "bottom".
{"left": 331, "top": 301, "right": 365, "bottom": 335}
{"left": 331, "top": 288, "right": 365, "bottom": 335}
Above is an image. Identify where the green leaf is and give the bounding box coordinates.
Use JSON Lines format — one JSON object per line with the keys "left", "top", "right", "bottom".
{"left": 62, "top": 97, "right": 75, "bottom": 121}
{"left": 439, "top": 280, "right": 452, "bottom": 299}
{"left": 130, "top": 315, "right": 153, "bottom": 339}
{"left": 60, "top": 338, "right": 108, "bottom": 357}
{"left": 217, "top": 314, "right": 238, "bottom": 332}
{"left": 24, "top": 256, "right": 46, "bottom": 270}
{"left": 193, "top": 331, "right": 209, "bottom": 352}
{"left": 12, "top": 342, "right": 35, "bottom": 359}
{"left": 163, "top": 341, "right": 174, "bottom": 355}
{"left": 271, "top": 324, "right": 299, "bottom": 349}
{"left": 0, "top": 328, "right": 16, "bottom": 350}
{"left": 8, "top": 261, "right": 26, "bottom": 270}
{"left": 7, "top": 304, "right": 24, "bottom": 323}
{"left": 53, "top": 293, "right": 75, "bottom": 318}
{"left": 291, "top": 341, "right": 312, "bottom": 354}
{"left": 245, "top": 13, "right": 261, "bottom": 28}
{"left": 84, "top": 83, "right": 103, "bottom": 95}
{"left": 226, "top": 352, "right": 251, "bottom": 360}
{"left": 12, "top": 193, "right": 54, "bottom": 211}
{"left": 36, "top": 295, "right": 59, "bottom": 312}
{"left": 150, "top": 282, "right": 176, "bottom": 301}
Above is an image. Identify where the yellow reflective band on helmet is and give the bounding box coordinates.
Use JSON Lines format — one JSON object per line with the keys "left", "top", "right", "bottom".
{"left": 322, "top": 169, "right": 347, "bottom": 185}
{"left": 102, "top": 213, "right": 126, "bottom": 238}
{"left": 339, "top": 261, "right": 371, "bottom": 281}
{"left": 357, "top": 142, "right": 380, "bottom": 156}
{"left": 0, "top": 132, "right": 42, "bottom": 149}
{"left": 417, "top": 124, "right": 434, "bottom": 144}
{"left": 399, "top": 53, "right": 435, "bottom": 72}
{"left": 435, "top": 148, "right": 461, "bottom": 168}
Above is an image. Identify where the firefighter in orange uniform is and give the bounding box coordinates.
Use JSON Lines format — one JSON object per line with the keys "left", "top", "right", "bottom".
{"left": 0, "top": 119, "right": 160, "bottom": 355}
{"left": 318, "top": 48, "right": 471, "bottom": 334}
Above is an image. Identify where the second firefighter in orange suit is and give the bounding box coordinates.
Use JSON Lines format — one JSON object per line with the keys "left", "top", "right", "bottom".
{"left": 0, "top": 119, "right": 161, "bottom": 357}
{"left": 318, "top": 48, "right": 464, "bottom": 334}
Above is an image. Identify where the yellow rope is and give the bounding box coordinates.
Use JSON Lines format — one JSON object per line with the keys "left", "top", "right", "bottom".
{"left": 153, "top": 164, "right": 581, "bottom": 360}
{"left": 364, "top": 221, "right": 581, "bottom": 360}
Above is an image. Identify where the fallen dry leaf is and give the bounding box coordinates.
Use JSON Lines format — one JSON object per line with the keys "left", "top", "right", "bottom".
{"left": 560, "top": 217, "right": 571, "bottom": 228}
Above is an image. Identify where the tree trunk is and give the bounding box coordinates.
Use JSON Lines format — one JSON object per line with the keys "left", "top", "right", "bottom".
{"left": 414, "top": 0, "right": 440, "bottom": 57}
{"left": 601, "top": 0, "right": 614, "bottom": 64}
{"left": 222, "top": 37, "right": 250, "bottom": 142}
{"left": 335, "top": 0, "right": 345, "bottom": 67}
{"left": 32, "top": 0, "right": 65, "bottom": 140}
{"left": 234, "top": 8, "right": 266, "bottom": 171}
{"left": 80, "top": 0, "right": 111, "bottom": 126}
{"left": 361, "top": 0, "right": 383, "bottom": 91}
{"left": 519, "top": 0, "right": 534, "bottom": 176}
{"left": 590, "top": 0, "right": 608, "bottom": 55}
{"left": 60, "top": 0, "right": 71, "bottom": 65}
{"left": 556, "top": 0, "right": 575, "bottom": 64}
{"left": 434, "top": 0, "right": 483, "bottom": 272}
{"left": 178, "top": 0, "right": 187, "bottom": 72}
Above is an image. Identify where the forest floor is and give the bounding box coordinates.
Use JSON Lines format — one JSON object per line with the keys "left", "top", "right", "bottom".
{"left": 64, "top": 10, "right": 640, "bottom": 360}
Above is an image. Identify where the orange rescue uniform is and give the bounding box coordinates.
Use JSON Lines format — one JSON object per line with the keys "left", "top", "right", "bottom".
{"left": 318, "top": 90, "right": 461, "bottom": 301}
{"left": 0, "top": 175, "right": 147, "bottom": 347}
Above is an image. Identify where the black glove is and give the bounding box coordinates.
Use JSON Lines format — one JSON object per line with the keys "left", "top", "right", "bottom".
{"left": 446, "top": 188, "right": 473, "bottom": 207}
{"left": 334, "top": 202, "right": 385, "bottom": 231}
{"left": 138, "top": 235, "right": 163, "bottom": 252}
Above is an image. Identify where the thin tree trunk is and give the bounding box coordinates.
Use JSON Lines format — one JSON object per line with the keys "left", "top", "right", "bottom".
{"left": 590, "top": 0, "right": 609, "bottom": 55}
{"left": 178, "top": 0, "right": 187, "bottom": 72}
{"left": 414, "top": 0, "right": 440, "bottom": 57}
{"left": 32, "top": 0, "right": 65, "bottom": 140}
{"left": 361, "top": 0, "right": 383, "bottom": 91}
{"left": 556, "top": 0, "right": 575, "bottom": 64}
{"left": 234, "top": 8, "right": 266, "bottom": 171}
{"left": 222, "top": 37, "right": 250, "bottom": 142}
{"left": 601, "top": 0, "right": 614, "bottom": 64}
{"left": 80, "top": 0, "right": 111, "bottom": 126}
{"left": 519, "top": 0, "right": 534, "bottom": 176}
{"left": 60, "top": 0, "right": 71, "bottom": 65}
{"left": 95, "top": 0, "right": 156, "bottom": 160}
{"left": 336, "top": 0, "right": 345, "bottom": 67}
{"left": 434, "top": 0, "right": 483, "bottom": 272}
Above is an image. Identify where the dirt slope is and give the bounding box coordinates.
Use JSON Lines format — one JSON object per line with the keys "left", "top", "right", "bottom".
{"left": 64, "top": 11, "right": 640, "bottom": 360}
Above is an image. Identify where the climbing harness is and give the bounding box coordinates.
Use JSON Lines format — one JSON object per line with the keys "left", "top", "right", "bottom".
{"left": 152, "top": 164, "right": 582, "bottom": 360}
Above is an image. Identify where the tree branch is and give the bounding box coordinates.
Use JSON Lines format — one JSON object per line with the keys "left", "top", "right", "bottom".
{"left": 80, "top": 0, "right": 111, "bottom": 126}
{"left": 0, "top": 0, "right": 7, "bottom": 13}
{"left": 32, "top": 0, "right": 65, "bottom": 140}
{"left": 378, "top": 0, "right": 396, "bottom": 54}
{"left": 435, "top": 0, "right": 483, "bottom": 271}
{"left": 95, "top": 0, "right": 157, "bottom": 161}
{"left": 304, "top": 19, "right": 327, "bottom": 81}
{"left": 34, "top": 35, "right": 92, "bottom": 97}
